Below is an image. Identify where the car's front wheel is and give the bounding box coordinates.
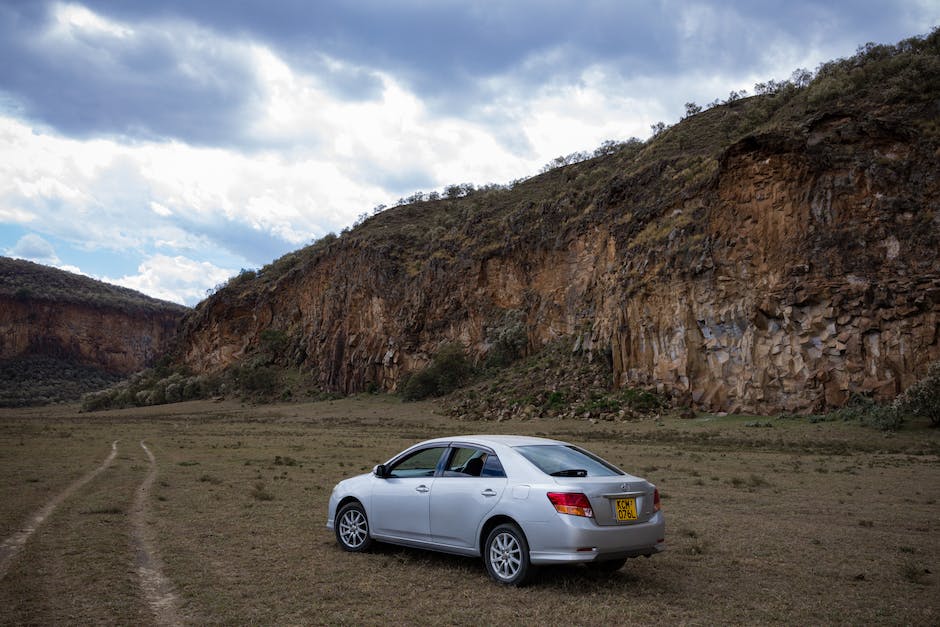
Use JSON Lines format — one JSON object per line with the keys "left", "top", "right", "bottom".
{"left": 484, "top": 523, "right": 531, "bottom": 586}
{"left": 335, "top": 502, "right": 373, "bottom": 552}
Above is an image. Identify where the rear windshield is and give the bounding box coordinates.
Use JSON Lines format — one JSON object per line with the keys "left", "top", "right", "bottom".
{"left": 514, "top": 445, "right": 624, "bottom": 477}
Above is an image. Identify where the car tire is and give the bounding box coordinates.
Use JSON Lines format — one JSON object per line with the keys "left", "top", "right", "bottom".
{"left": 335, "top": 502, "right": 373, "bottom": 552}
{"left": 588, "top": 557, "right": 627, "bottom": 573}
{"left": 484, "top": 523, "right": 532, "bottom": 586}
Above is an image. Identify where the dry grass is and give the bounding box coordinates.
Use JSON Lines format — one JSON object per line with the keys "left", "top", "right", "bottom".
{"left": 0, "top": 398, "right": 937, "bottom": 625}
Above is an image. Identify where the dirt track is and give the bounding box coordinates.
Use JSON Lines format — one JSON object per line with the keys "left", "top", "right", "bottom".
{"left": 131, "top": 441, "right": 182, "bottom": 626}
{"left": 0, "top": 438, "right": 180, "bottom": 625}
{"left": 0, "top": 440, "right": 117, "bottom": 580}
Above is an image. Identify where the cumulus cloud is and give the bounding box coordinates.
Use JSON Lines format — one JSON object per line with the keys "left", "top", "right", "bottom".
{"left": 0, "top": 113, "right": 381, "bottom": 267}
{"left": 8, "top": 233, "right": 60, "bottom": 265}
{"left": 106, "top": 254, "right": 233, "bottom": 305}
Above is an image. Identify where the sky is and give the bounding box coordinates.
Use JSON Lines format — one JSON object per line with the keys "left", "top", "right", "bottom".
{"left": 1, "top": 1, "right": 938, "bottom": 306}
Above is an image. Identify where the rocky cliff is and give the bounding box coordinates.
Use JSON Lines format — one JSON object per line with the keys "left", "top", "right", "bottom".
{"left": 178, "top": 33, "right": 940, "bottom": 414}
{"left": 0, "top": 258, "right": 188, "bottom": 375}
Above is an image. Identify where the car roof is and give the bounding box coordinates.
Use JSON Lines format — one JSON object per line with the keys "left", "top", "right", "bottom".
{"left": 422, "top": 435, "right": 567, "bottom": 449}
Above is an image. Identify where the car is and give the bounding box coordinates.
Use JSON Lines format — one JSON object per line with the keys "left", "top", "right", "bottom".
{"left": 326, "top": 435, "right": 665, "bottom": 585}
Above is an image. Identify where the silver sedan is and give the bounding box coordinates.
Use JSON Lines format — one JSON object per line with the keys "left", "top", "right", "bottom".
{"left": 326, "top": 435, "right": 665, "bottom": 585}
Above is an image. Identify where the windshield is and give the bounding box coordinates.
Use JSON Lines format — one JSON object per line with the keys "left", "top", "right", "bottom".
{"left": 514, "top": 445, "right": 624, "bottom": 477}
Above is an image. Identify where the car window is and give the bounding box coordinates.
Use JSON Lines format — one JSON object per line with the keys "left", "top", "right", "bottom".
{"left": 514, "top": 444, "right": 623, "bottom": 477}
{"left": 388, "top": 446, "right": 447, "bottom": 478}
{"left": 442, "top": 447, "right": 506, "bottom": 478}
{"left": 481, "top": 454, "right": 506, "bottom": 478}
{"left": 444, "top": 447, "right": 486, "bottom": 477}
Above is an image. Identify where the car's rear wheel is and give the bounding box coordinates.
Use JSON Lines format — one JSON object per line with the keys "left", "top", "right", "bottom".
{"left": 484, "top": 523, "right": 531, "bottom": 586}
{"left": 335, "top": 502, "right": 372, "bottom": 552}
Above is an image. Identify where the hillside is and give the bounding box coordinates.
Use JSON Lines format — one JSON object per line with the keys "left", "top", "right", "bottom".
{"left": 0, "top": 257, "right": 189, "bottom": 405}
{"left": 174, "top": 31, "right": 940, "bottom": 415}
{"left": 0, "top": 257, "right": 188, "bottom": 315}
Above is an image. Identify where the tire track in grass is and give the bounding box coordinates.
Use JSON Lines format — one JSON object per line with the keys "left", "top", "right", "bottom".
{"left": 131, "top": 441, "right": 182, "bottom": 626}
{"left": 0, "top": 440, "right": 118, "bottom": 580}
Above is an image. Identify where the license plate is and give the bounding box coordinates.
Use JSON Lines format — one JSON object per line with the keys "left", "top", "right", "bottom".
{"left": 615, "top": 498, "right": 638, "bottom": 521}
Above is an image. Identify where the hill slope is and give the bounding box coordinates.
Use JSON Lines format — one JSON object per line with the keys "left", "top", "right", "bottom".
{"left": 0, "top": 257, "right": 189, "bottom": 405}
{"left": 176, "top": 31, "right": 940, "bottom": 414}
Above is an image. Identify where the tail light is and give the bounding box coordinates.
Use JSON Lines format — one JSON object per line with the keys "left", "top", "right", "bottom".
{"left": 653, "top": 487, "right": 661, "bottom": 512}
{"left": 547, "top": 492, "right": 594, "bottom": 518}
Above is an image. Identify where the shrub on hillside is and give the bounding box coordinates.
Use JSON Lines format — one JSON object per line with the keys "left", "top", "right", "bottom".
{"left": 621, "top": 387, "right": 670, "bottom": 414}
{"left": 80, "top": 369, "right": 217, "bottom": 411}
{"left": 894, "top": 360, "right": 940, "bottom": 426}
{"left": 401, "top": 343, "right": 474, "bottom": 401}
{"left": 0, "top": 356, "right": 123, "bottom": 407}
{"left": 260, "top": 328, "right": 290, "bottom": 357}
{"left": 828, "top": 393, "right": 902, "bottom": 431}
{"left": 485, "top": 310, "right": 528, "bottom": 368}
{"left": 237, "top": 363, "right": 279, "bottom": 395}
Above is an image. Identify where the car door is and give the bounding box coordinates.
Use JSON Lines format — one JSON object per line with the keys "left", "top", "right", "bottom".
{"left": 429, "top": 446, "right": 508, "bottom": 550}
{"left": 370, "top": 445, "right": 447, "bottom": 542}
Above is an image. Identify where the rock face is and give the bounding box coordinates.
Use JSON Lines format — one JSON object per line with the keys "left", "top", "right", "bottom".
{"left": 178, "top": 40, "right": 940, "bottom": 414}
{"left": 605, "top": 127, "right": 940, "bottom": 413}
{"left": 0, "top": 297, "right": 183, "bottom": 374}
{"left": 0, "top": 258, "right": 187, "bottom": 374}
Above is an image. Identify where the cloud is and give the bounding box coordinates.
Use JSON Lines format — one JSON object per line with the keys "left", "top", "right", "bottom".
{"left": 0, "top": 2, "right": 261, "bottom": 145}
{"left": 4, "top": 1, "right": 937, "bottom": 148}
{"left": 8, "top": 233, "right": 60, "bottom": 264}
{"left": 0, "top": 113, "right": 381, "bottom": 269}
{"left": 106, "top": 254, "right": 232, "bottom": 305}
{"left": 52, "top": 2, "right": 940, "bottom": 115}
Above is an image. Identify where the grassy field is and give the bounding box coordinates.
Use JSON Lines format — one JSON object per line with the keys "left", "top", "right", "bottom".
{"left": 0, "top": 397, "right": 937, "bottom": 625}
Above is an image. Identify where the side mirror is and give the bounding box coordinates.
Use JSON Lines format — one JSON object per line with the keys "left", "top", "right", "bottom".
{"left": 373, "top": 464, "right": 388, "bottom": 478}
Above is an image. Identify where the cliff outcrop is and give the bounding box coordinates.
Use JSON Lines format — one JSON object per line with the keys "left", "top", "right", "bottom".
{"left": 178, "top": 33, "right": 940, "bottom": 414}
{"left": 0, "top": 258, "right": 187, "bottom": 375}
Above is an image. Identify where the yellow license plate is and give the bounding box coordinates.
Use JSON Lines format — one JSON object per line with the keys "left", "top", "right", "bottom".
{"left": 615, "top": 498, "right": 638, "bottom": 521}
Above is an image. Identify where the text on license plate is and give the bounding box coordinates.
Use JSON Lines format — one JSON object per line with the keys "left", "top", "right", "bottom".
{"left": 615, "top": 498, "right": 638, "bottom": 521}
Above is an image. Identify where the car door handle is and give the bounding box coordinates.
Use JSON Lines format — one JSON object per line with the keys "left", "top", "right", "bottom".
{"left": 481, "top": 488, "right": 497, "bottom": 497}
{"left": 415, "top": 485, "right": 429, "bottom": 493}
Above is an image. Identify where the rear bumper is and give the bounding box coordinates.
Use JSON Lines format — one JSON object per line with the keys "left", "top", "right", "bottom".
{"left": 526, "top": 511, "right": 665, "bottom": 564}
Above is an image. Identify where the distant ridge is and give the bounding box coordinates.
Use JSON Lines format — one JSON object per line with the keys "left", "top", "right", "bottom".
{"left": 0, "top": 257, "right": 189, "bottom": 405}
{"left": 0, "top": 256, "right": 188, "bottom": 315}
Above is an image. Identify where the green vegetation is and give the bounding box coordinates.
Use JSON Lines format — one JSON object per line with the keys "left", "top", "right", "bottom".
{"left": 0, "top": 356, "right": 123, "bottom": 407}
{"left": 484, "top": 310, "right": 528, "bottom": 368}
{"left": 824, "top": 394, "right": 904, "bottom": 431}
{"left": 445, "top": 338, "right": 670, "bottom": 421}
{"left": 400, "top": 343, "right": 475, "bottom": 401}
{"left": 0, "top": 257, "right": 188, "bottom": 315}
{"left": 81, "top": 368, "right": 219, "bottom": 412}
{"left": 774, "top": 360, "right": 940, "bottom": 432}
{"left": 894, "top": 360, "right": 940, "bottom": 427}
{"left": 259, "top": 329, "right": 290, "bottom": 355}
{"left": 234, "top": 362, "right": 279, "bottom": 396}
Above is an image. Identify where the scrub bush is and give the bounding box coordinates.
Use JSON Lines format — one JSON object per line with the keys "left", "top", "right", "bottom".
{"left": 894, "top": 360, "right": 940, "bottom": 426}
{"left": 829, "top": 393, "right": 902, "bottom": 431}
{"left": 401, "top": 343, "right": 474, "bottom": 400}
{"left": 485, "top": 310, "right": 528, "bottom": 368}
